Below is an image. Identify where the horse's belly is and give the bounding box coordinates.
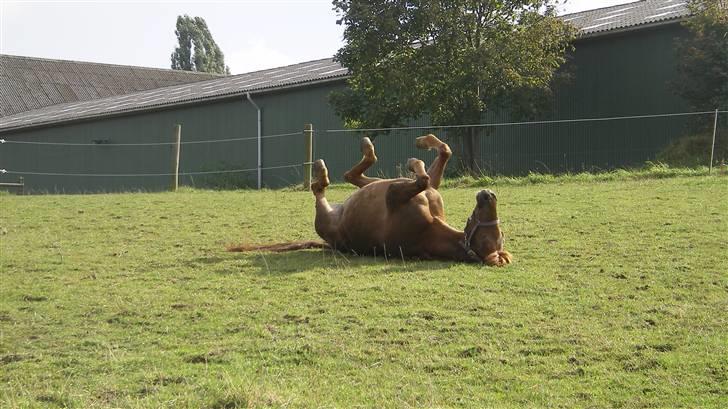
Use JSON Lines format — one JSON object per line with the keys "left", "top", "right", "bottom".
{"left": 336, "top": 185, "right": 434, "bottom": 255}
{"left": 338, "top": 195, "right": 389, "bottom": 250}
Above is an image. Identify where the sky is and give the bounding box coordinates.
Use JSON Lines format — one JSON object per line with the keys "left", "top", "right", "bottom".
{"left": 0, "top": 0, "right": 638, "bottom": 75}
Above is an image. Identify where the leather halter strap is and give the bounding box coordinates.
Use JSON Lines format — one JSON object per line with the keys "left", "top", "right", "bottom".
{"left": 462, "top": 218, "right": 500, "bottom": 263}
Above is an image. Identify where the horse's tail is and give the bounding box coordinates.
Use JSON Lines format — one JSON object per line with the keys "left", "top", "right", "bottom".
{"left": 226, "top": 241, "right": 330, "bottom": 253}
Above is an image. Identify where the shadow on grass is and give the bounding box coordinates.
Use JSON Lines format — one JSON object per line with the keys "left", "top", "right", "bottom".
{"left": 195, "top": 249, "right": 459, "bottom": 276}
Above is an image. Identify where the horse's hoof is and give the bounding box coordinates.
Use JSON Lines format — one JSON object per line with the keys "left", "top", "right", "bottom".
{"left": 313, "top": 159, "right": 327, "bottom": 174}
{"left": 416, "top": 134, "right": 446, "bottom": 150}
{"left": 406, "top": 158, "right": 425, "bottom": 173}
{"left": 361, "top": 137, "right": 377, "bottom": 160}
{"left": 313, "top": 159, "right": 330, "bottom": 187}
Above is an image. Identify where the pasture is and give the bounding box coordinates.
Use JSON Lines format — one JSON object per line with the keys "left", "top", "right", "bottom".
{"left": 1, "top": 174, "right": 726, "bottom": 408}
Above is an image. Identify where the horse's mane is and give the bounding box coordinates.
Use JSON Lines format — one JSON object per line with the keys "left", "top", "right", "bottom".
{"left": 226, "top": 241, "right": 330, "bottom": 253}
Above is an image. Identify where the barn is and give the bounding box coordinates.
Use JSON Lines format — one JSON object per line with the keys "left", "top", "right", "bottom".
{"left": 0, "top": 0, "right": 698, "bottom": 193}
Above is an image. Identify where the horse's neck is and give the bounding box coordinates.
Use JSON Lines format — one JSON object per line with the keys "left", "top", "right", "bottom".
{"left": 428, "top": 219, "right": 471, "bottom": 262}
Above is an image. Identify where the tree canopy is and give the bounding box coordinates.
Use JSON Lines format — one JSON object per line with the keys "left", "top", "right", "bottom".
{"left": 330, "top": 0, "right": 576, "bottom": 131}
{"left": 674, "top": 0, "right": 728, "bottom": 111}
{"left": 171, "top": 15, "right": 230, "bottom": 75}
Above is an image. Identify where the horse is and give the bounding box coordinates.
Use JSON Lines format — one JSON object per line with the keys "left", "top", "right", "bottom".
{"left": 229, "top": 134, "right": 512, "bottom": 266}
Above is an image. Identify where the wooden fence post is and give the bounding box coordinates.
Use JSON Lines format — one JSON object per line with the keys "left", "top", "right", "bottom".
{"left": 172, "top": 124, "right": 181, "bottom": 191}
{"left": 303, "top": 123, "right": 313, "bottom": 190}
{"left": 709, "top": 109, "right": 718, "bottom": 174}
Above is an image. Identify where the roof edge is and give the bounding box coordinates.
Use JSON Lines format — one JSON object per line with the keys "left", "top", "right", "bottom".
{"left": 574, "top": 17, "right": 686, "bottom": 40}
{"left": 0, "top": 53, "right": 227, "bottom": 77}
{"left": 0, "top": 76, "right": 348, "bottom": 134}
{"left": 559, "top": 0, "right": 646, "bottom": 18}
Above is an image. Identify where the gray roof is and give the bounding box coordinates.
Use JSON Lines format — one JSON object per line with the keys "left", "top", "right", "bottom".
{"left": 564, "top": 0, "right": 689, "bottom": 37}
{"left": 0, "top": 54, "right": 222, "bottom": 117}
{"left": 0, "top": 58, "right": 347, "bottom": 132}
{"left": 0, "top": 0, "right": 689, "bottom": 133}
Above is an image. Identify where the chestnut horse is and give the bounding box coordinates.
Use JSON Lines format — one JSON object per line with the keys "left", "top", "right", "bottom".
{"left": 230, "top": 134, "right": 512, "bottom": 266}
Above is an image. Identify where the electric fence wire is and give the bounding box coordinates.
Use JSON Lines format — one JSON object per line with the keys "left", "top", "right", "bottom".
{"left": 321, "top": 110, "right": 727, "bottom": 133}
{"left": 0, "top": 131, "right": 302, "bottom": 146}
{"left": 0, "top": 164, "right": 301, "bottom": 177}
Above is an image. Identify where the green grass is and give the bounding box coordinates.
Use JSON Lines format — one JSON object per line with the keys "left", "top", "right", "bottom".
{"left": 441, "top": 162, "right": 721, "bottom": 188}
{"left": 1, "top": 175, "right": 727, "bottom": 408}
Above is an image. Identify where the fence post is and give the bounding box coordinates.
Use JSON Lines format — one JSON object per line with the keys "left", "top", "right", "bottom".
{"left": 18, "top": 177, "right": 24, "bottom": 196}
{"left": 172, "top": 124, "right": 181, "bottom": 191}
{"left": 303, "top": 123, "right": 313, "bottom": 190}
{"left": 709, "top": 109, "right": 718, "bottom": 174}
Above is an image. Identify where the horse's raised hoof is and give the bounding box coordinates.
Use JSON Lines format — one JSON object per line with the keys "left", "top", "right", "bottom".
{"left": 406, "top": 158, "right": 423, "bottom": 173}
{"left": 361, "top": 137, "right": 377, "bottom": 161}
{"left": 312, "top": 159, "right": 330, "bottom": 192}
{"left": 415, "top": 134, "right": 443, "bottom": 150}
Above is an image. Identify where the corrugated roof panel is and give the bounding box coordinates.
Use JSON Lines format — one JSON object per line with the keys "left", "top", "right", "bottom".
{"left": 0, "top": 54, "right": 224, "bottom": 117}
{"left": 40, "top": 83, "right": 64, "bottom": 102}
{"left": 563, "top": 0, "right": 688, "bottom": 36}
{"left": 55, "top": 83, "right": 80, "bottom": 104}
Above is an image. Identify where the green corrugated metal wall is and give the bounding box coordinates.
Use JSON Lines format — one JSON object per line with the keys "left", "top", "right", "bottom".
{"left": 0, "top": 24, "right": 701, "bottom": 193}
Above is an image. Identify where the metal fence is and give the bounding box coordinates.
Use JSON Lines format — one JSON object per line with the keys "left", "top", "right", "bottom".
{"left": 315, "top": 110, "right": 727, "bottom": 183}
{"left": 0, "top": 109, "right": 725, "bottom": 193}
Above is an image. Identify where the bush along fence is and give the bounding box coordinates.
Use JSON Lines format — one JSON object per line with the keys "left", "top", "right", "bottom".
{"left": 0, "top": 110, "right": 725, "bottom": 193}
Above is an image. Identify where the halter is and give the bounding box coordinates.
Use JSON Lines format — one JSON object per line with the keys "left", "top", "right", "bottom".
{"left": 462, "top": 217, "right": 501, "bottom": 263}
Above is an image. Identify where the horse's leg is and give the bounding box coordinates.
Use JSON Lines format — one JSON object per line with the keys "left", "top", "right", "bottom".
{"left": 386, "top": 158, "right": 430, "bottom": 208}
{"left": 311, "top": 159, "right": 340, "bottom": 243}
{"left": 415, "top": 134, "right": 452, "bottom": 190}
{"left": 343, "top": 137, "right": 381, "bottom": 188}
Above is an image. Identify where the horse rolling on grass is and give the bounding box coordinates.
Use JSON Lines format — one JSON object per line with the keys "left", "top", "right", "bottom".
{"left": 229, "top": 134, "right": 512, "bottom": 266}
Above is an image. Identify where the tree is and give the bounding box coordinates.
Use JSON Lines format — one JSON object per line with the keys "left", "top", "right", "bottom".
{"left": 330, "top": 0, "right": 576, "bottom": 170}
{"left": 674, "top": 0, "right": 728, "bottom": 111}
{"left": 171, "top": 15, "right": 230, "bottom": 74}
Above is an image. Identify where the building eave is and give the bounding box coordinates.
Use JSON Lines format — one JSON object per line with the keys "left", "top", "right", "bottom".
{"left": 575, "top": 18, "right": 686, "bottom": 41}
{"left": 0, "top": 76, "right": 349, "bottom": 135}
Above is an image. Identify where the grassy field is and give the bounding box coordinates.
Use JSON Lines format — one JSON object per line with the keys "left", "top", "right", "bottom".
{"left": 1, "top": 175, "right": 726, "bottom": 408}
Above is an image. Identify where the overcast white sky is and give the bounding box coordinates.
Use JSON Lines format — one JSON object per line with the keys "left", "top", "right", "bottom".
{"left": 0, "top": 0, "right": 637, "bottom": 74}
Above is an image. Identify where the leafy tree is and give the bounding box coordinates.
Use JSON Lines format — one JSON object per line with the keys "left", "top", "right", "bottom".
{"left": 675, "top": 0, "right": 728, "bottom": 111}
{"left": 171, "top": 15, "right": 230, "bottom": 74}
{"left": 330, "top": 0, "right": 575, "bottom": 169}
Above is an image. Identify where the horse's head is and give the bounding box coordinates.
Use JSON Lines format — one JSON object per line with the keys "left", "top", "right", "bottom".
{"left": 463, "top": 189, "right": 512, "bottom": 266}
